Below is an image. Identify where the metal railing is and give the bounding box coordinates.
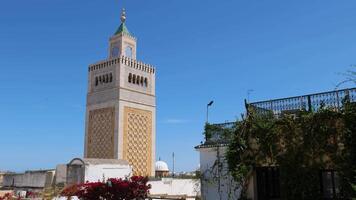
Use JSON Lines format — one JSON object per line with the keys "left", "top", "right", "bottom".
{"left": 248, "top": 87, "right": 356, "bottom": 116}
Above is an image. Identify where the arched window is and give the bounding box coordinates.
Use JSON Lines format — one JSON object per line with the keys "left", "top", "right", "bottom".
{"left": 133, "top": 74, "right": 136, "bottom": 83}
{"left": 140, "top": 76, "right": 144, "bottom": 85}
{"left": 136, "top": 75, "right": 140, "bottom": 85}
{"left": 144, "top": 78, "right": 148, "bottom": 87}
{"left": 128, "top": 73, "right": 132, "bottom": 83}
{"left": 109, "top": 73, "right": 113, "bottom": 82}
{"left": 125, "top": 46, "right": 133, "bottom": 58}
{"left": 95, "top": 77, "right": 98, "bottom": 86}
{"left": 105, "top": 74, "right": 109, "bottom": 83}
{"left": 99, "top": 76, "right": 102, "bottom": 84}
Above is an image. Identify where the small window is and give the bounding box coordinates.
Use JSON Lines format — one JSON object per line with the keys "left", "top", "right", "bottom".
{"left": 109, "top": 73, "right": 113, "bottom": 82}
{"left": 105, "top": 74, "right": 108, "bottom": 83}
{"left": 125, "top": 46, "right": 133, "bottom": 58}
{"left": 136, "top": 75, "right": 140, "bottom": 85}
{"left": 128, "top": 73, "right": 132, "bottom": 83}
{"left": 133, "top": 74, "right": 136, "bottom": 83}
{"left": 144, "top": 78, "right": 148, "bottom": 87}
{"left": 95, "top": 77, "right": 98, "bottom": 86}
{"left": 140, "top": 77, "right": 144, "bottom": 85}
{"left": 99, "top": 76, "right": 102, "bottom": 84}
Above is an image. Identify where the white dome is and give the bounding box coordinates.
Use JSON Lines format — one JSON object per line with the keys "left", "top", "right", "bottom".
{"left": 155, "top": 160, "right": 169, "bottom": 172}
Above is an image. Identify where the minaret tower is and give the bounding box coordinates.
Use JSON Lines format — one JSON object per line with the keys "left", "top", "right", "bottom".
{"left": 84, "top": 9, "right": 156, "bottom": 176}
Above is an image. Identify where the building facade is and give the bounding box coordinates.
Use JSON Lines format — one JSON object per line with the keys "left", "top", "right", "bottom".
{"left": 84, "top": 9, "right": 156, "bottom": 176}
{"left": 196, "top": 87, "right": 356, "bottom": 200}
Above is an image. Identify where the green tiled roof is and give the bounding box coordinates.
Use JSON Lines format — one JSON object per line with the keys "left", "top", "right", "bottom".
{"left": 115, "top": 22, "right": 131, "bottom": 36}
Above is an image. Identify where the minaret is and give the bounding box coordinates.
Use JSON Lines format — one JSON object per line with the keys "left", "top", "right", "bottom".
{"left": 84, "top": 9, "right": 156, "bottom": 176}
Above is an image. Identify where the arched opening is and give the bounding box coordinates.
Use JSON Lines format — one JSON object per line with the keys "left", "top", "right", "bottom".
{"left": 125, "top": 46, "right": 133, "bottom": 58}
{"left": 128, "top": 73, "right": 132, "bottom": 83}
{"left": 109, "top": 73, "right": 113, "bottom": 82}
{"left": 144, "top": 78, "right": 148, "bottom": 87}
{"left": 136, "top": 75, "right": 140, "bottom": 85}
{"left": 140, "top": 76, "right": 144, "bottom": 85}
{"left": 133, "top": 74, "right": 136, "bottom": 83}
{"left": 95, "top": 77, "right": 98, "bottom": 86}
{"left": 105, "top": 74, "right": 108, "bottom": 83}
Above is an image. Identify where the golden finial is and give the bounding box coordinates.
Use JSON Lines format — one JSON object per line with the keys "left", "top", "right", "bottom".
{"left": 120, "top": 8, "right": 126, "bottom": 23}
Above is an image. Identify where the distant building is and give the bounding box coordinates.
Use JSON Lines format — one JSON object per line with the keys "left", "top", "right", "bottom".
{"left": 65, "top": 158, "right": 132, "bottom": 185}
{"left": 1, "top": 169, "right": 55, "bottom": 192}
{"left": 155, "top": 160, "right": 169, "bottom": 178}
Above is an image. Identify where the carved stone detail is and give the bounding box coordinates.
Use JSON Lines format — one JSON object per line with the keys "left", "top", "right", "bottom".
{"left": 123, "top": 107, "right": 152, "bottom": 176}
{"left": 87, "top": 107, "right": 115, "bottom": 159}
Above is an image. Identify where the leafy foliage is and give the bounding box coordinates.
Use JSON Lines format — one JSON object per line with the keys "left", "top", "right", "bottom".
{"left": 60, "top": 176, "right": 151, "bottom": 200}
{"left": 204, "top": 123, "right": 235, "bottom": 144}
{"left": 226, "top": 102, "right": 356, "bottom": 199}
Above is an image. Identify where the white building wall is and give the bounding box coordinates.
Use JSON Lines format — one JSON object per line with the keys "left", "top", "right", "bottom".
{"left": 84, "top": 164, "right": 131, "bottom": 182}
{"left": 198, "top": 146, "right": 241, "bottom": 200}
{"left": 148, "top": 178, "right": 200, "bottom": 200}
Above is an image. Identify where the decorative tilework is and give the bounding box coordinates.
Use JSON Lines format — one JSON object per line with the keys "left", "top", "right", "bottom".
{"left": 87, "top": 107, "right": 115, "bottom": 159}
{"left": 123, "top": 107, "right": 152, "bottom": 176}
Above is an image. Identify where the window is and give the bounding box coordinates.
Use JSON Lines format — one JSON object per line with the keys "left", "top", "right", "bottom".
{"left": 133, "top": 74, "right": 136, "bottom": 83}
{"left": 140, "top": 76, "right": 144, "bottom": 85}
{"left": 136, "top": 75, "right": 140, "bottom": 85}
{"left": 144, "top": 78, "right": 148, "bottom": 87}
{"left": 125, "top": 46, "right": 133, "bottom": 58}
{"left": 105, "top": 74, "right": 108, "bottom": 83}
{"left": 94, "top": 73, "right": 114, "bottom": 87}
{"left": 111, "top": 46, "right": 120, "bottom": 58}
{"left": 128, "top": 73, "right": 132, "bottom": 83}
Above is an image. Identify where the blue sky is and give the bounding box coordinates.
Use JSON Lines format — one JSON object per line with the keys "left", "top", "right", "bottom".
{"left": 0, "top": 0, "right": 355, "bottom": 172}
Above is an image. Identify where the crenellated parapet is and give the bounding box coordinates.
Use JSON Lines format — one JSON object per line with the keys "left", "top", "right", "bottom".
{"left": 89, "top": 56, "right": 155, "bottom": 74}
{"left": 110, "top": 32, "right": 137, "bottom": 41}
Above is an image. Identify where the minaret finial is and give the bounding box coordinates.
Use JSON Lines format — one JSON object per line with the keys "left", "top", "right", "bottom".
{"left": 121, "top": 8, "right": 126, "bottom": 23}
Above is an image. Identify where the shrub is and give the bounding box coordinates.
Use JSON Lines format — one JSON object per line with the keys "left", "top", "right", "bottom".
{"left": 60, "top": 176, "right": 151, "bottom": 200}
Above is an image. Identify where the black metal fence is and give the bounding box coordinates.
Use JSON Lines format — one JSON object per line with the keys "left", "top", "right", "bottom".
{"left": 248, "top": 87, "right": 356, "bottom": 116}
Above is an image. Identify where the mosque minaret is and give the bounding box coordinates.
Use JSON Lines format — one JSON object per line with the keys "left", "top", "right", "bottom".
{"left": 84, "top": 9, "right": 156, "bottom": 176}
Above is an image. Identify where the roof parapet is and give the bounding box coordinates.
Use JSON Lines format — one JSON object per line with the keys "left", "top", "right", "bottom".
{"left": 89, "top": 56, "right": 155, "bottom": 74}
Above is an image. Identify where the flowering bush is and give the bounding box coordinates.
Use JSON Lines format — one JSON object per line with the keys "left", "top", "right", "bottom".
{"left": 0, "top": 193, "right": 14, "bottom": 200}
{"left": 60, "top": 176, "right": 151, "bottom": 200}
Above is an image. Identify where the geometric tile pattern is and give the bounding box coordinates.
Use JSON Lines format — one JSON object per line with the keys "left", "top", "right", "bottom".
{"left": 86, "top": 107, "right": 115, "bottom": 159}
{"left": 123, "top": 107, "right": 152, "bottom": 176}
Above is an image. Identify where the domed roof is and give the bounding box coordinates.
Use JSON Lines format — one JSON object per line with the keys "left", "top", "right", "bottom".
{"left": 155, "top": 160, "right": 169, "bottom": 172}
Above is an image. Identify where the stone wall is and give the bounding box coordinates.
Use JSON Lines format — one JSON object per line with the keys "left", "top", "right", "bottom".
{"left": 2, "top": 170, "right": 55, "bottom": 188}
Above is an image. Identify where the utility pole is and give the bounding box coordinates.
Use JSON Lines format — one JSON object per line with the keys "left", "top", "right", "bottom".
{"left": 172, "top": 152, "right": 175, "bottom": 177}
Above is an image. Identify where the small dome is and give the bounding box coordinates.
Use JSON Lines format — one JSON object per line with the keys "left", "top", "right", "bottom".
{"left": 155, "top": 160, "right": 169, "bottom": 172}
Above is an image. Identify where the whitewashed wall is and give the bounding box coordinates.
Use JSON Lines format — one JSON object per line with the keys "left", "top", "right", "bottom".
{"left": 148, "top": 178, "right": 200, "bottom": 200}
{"left": 84, "top": 164, "right": 131, "bottom": 182}
{"left": 198, "top": 146, "right": 241, "bottom": 200}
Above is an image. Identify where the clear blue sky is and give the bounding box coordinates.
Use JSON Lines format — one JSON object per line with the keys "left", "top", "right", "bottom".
{"left": 0, "top": 0, "right": 355, "bottom": 172}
